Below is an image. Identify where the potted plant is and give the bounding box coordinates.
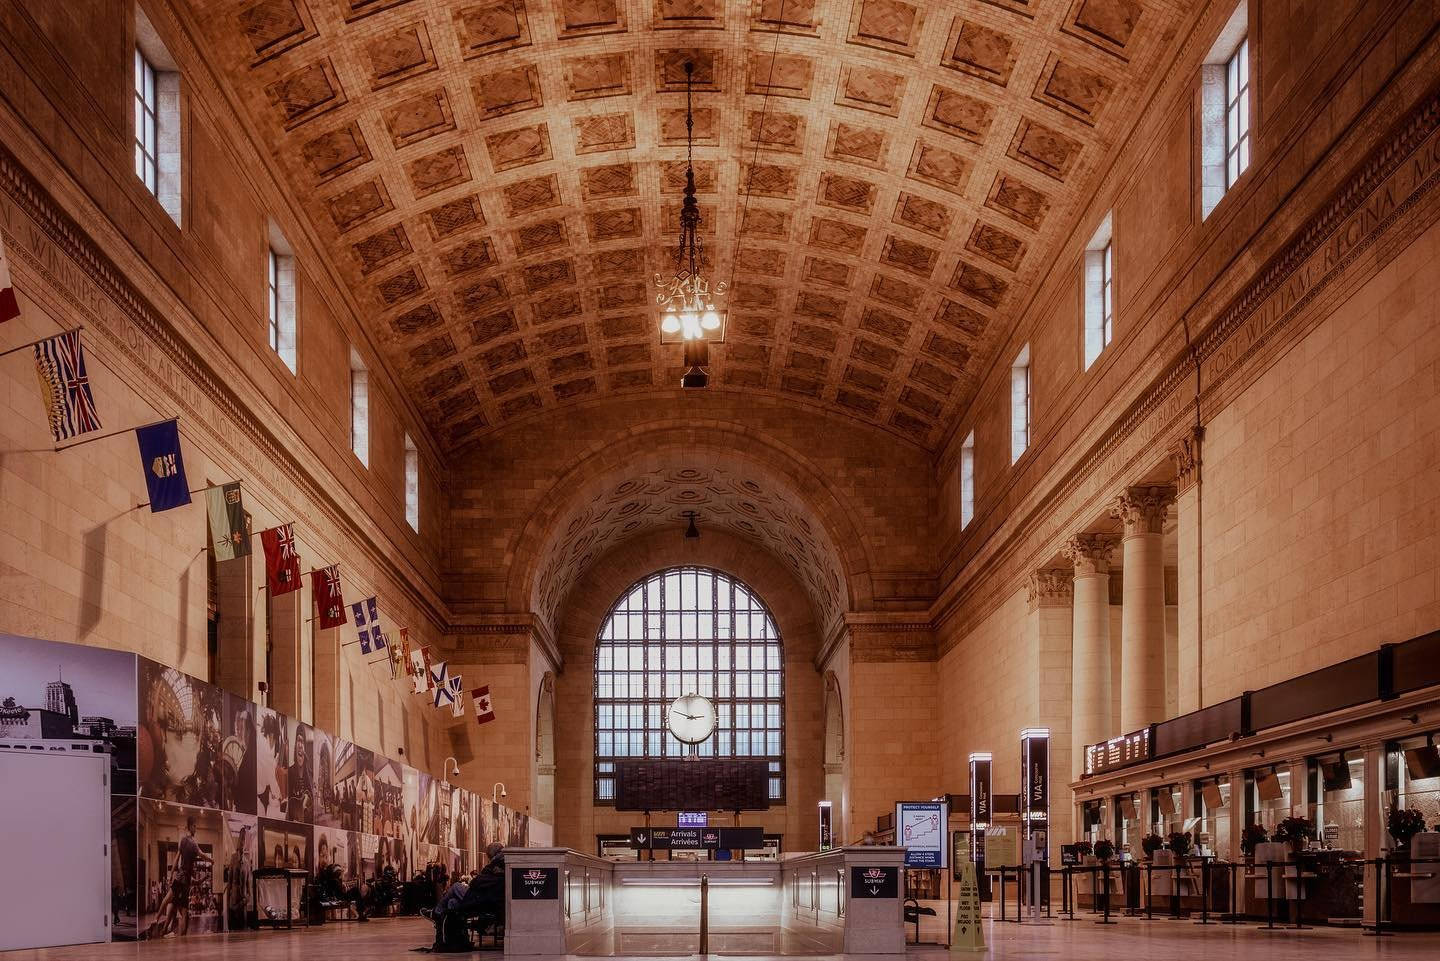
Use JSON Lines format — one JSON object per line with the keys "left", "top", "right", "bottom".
{"left": 1074, "top": 840, "right": 1094, "bottom": 859}
{"left": 1240, "top": 824, "right": 1269, "bottom": 861}
{"left": 1167, "top": 831, "right": 1194, "bottom": 859}
{"left": 1272, "top": 816, "right": 1316, "bottom": 855}
{"left": 1094, "top": 839, "right": 1116, "bottom": 863}
{"left": 1140, "top": 833, "right": 1165, "bottom": 859}
{"left": 1388, "top": 808, "right": 1427, "bottom": 853}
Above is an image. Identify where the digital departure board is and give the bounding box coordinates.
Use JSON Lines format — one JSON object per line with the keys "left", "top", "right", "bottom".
{"left": 613, "top": 759, "right": 771, "bottom": 811}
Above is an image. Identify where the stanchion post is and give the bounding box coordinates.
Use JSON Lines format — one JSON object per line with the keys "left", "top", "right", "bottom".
{"left": 1195, "top": 857, "right": 1211, "bottom": 925}
{"left": 1097, "top": 862, "right": 1116, "bottom": 925}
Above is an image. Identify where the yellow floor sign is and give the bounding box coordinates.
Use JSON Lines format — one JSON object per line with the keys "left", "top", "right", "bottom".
{"left": 952, "top": 860, "right": 985, "bottom": 953}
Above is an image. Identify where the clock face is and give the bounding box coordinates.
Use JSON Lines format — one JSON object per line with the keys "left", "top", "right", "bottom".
{"left": 667, "top": 694, "right": 717, "bottom": 744}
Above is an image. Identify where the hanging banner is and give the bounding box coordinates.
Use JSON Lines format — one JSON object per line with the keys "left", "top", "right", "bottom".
{"left": 968, "top": 754, "right": 992, "bottom": 828}
{"left": 1020, "top": 728, "right": 1049, "bottom": 857}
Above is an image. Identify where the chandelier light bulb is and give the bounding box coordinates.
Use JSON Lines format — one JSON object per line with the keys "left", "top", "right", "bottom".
{"left": 700, "top": 309, "right": 720, "bottom": 331}
{"left": 681, "top": 312, "right": 701, "bottom": 340}
{"left": 660, "top": 311, "right": 681, "bottom": 335}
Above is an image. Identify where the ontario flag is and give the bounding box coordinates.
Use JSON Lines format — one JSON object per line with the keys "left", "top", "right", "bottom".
{"left": 0, "top": 232, "right": 20, "bottom": 322}
{"left": 471, "top": 686, "right": 496, "bottom": 725}
{"left": 312, "top": 565, "right": 346, "bottom": 629}
{"left": 260, "top": 522, "right": 302, "bottom": 595}
{"left": 34, "top": 329, "right": 101, "bottom": 442}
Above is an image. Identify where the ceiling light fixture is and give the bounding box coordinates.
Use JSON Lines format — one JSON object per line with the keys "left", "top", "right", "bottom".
{"left": 682, "top": 510, "right": 700, "bottom": 540}
{"left": 656, "top": 61, "right": 726, "bottom": 389}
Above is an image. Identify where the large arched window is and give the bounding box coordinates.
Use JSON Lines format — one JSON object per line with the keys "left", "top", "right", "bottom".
{"left": 594, "top": 567, "right": 785, "bottom": 803}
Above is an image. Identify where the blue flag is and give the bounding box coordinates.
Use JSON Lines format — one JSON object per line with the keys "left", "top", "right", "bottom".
{"left": 136, "top": 419, "right": 190, "bottom": 513}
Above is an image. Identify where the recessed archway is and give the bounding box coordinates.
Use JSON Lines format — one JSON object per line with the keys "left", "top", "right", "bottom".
{"left": 822, "top": 671, "right": 847, "bottom": 846}
{"left": 533, "top": 671, "right": 556, "bottom": 827}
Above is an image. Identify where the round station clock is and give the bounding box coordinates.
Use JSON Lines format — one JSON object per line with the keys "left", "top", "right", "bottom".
{"left": 667, "top": 693, "right": 717, "bottom": 744}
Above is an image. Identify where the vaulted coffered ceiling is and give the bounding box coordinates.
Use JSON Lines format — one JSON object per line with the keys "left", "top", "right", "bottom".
{"left": 190, "top": 0, "right": 1191, "bottom": 452}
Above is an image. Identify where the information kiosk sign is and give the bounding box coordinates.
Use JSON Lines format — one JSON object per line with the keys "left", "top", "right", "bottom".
{"left": 895, "top": 800, "right": 949, "bottom": 868}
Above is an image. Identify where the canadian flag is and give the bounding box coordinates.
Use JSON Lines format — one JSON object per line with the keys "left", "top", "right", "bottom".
{"left": 0, "top": 233, "right": 19, "bottom": 322}
{"left": 471, "top": 685, "right": 496, "bottom": 725}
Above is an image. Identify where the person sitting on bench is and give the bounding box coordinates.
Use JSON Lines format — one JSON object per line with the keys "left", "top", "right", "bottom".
{"left": 430, "top": 844, "right": 506, "bottom": 952}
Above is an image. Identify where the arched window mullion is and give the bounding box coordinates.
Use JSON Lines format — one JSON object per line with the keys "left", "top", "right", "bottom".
{"left": 593, "top": 567, "right": 785, "bottom": 804}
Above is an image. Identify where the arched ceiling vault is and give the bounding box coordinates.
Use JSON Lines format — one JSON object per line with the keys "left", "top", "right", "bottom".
{"left": 505, "top": 432, "right": 869, "bottom": 639}
{"left": 192, "top": 0, "right": 1189, "bottom": 451}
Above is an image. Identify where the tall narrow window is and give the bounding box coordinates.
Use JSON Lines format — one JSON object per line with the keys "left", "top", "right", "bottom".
{"left": 1225, "top": 37, "right": 1251, "bottom": 187}
{"left": 404, "top": 435, "right": 419, "bottom": 531}
{"left": 267, "top": 227, "right": 296, "bottom": 373}
{"left": 133, "top": 8, "right": 181, "bottom": 224}
{"left": 1083, "top": 214, "right": 1114, "bottom": 369}
{"left": 593, "top": 567, "right": 786, "bottom": 803}
{"left": 1010, "top": 345, "right": 1031, "bottom": 464}
{"left": 350, "top": 349, "right": 369, "bottom": 467}
{"left": 1200, "top": 4, "right": 1249, "bottom": 218}
{"left": 133, "top": 49, "right": 158, "bottom": 195}
{"left": 960, "top": 431, "right": 975, "bottom": 529}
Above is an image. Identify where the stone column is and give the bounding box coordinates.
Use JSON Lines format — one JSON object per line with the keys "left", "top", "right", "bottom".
{"left": 214, "top": 551, "right": 261, "bottom": 704}
{"left": 1111, "top": 486, "right": 1175, "bottom": 732}
{"left": 312, "top": 622, "right": 342, "bottom": 734}
{"left": 1027, "top": 569, "right": 1073, "bottom": 841}
{"left": 267, "top": 588, "right": 304, "bottom": 718}
{"left": 1063, "top": 534, "right": 1116, "bottom": 779}
{"left": 1171, "top": 428, "right": 1204, "bottom": 714}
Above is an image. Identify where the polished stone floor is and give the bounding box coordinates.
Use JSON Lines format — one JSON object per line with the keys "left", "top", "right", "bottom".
{"left": 10, "top": 916, "right": 1440, "bottom": 960}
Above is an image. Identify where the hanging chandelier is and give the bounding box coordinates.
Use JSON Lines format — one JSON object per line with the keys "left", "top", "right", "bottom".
{"left": 655, "top": 61, "right": 726, "bottom": 389}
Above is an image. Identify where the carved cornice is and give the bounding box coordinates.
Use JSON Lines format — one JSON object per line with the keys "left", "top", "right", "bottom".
{"left": 1062, "top": 534, "right": 1117, "bottom": 577}
{"left": 1027, "top": 569, "right": 1074, "bottom": 610}
{"left": 1110, "top": 486, "right": 1176, "bottom": 536}
{"left": 448, "top": 612, "right": 562, "bottom": 673}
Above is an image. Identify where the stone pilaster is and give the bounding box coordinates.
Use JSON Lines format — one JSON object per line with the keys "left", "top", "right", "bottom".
{"left": 1027, "top": 568, "right": 1073, "bottom": 839}
{"left": 1063, "top": 534, "right": 1116, "bottom": 779}
{"left": 1171, "top": 427, "right": 1204, "bottom": 714}
{"left": 1112, "top": 486, "right": 1174, "bottom": 731}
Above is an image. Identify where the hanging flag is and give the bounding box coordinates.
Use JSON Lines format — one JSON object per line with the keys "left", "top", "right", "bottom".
{"left": 33, "top": 329, "right": 101, "bottom": 442}
{"left": 135, "top": 419, "right": 190, "bottom": 512}
{"left": 386, "top": 637, "right": 405, "bottom": 680}
{"left": 399, "top": 628, "right": 415, "bottom": 676}
{"left": 0, "top": 233, "right": 20, "bottom": 322}
{"left": 431, "top": 663, "right": 452, "bottom": 708}
{"left": 449, "top": 676, "right": 464, "bottom": 718}
{"left": 420, "top": 646, "right": 435, "bottom": 690}
{"left": 472, "top": 686, "right": 496, "bottom": 725}
{"left": 312, "top": 565, "right": 347, "bottom": 629}
{"left": 409, "top": 645, "right": 428, "bottom": 694}
{"left": 205, "top": 482, "right": 251, "bottom": 560}
{"left": 260, "top": 523, "right": 302, "bottom": 595}
{"left": 351, "top": 596, "right": 383, "bottom": 652}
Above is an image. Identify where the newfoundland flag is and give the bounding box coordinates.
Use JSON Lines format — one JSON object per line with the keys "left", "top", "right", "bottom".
{"left": 136, "top": 419, "right": 190, "bottom": 513}
{"left": 260, "top": 522, "right": 302, "bottom": 595}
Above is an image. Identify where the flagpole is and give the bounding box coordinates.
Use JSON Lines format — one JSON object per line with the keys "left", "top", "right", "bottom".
{"left": 54, "top": 415, "right": 179, "bottom": 453}
{"left": 0, "top": 325, "right": 84, "bottom": 359}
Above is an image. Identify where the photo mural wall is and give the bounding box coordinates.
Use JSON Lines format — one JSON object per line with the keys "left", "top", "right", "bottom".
{"left": 0, "top": 633, "right": 540, "bottom": 942}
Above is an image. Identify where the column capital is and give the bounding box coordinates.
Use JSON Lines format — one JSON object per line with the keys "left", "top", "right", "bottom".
{"left": 1027, "top": 568, "right": 1074, "bottom": 609}
{"left": 1062, "top": 533, "right": 1117, "bottom": 576}
{"left": 1110, "top": 485, "right": 1176, "bottom": 535}
{"left": 1170, "top": 425, "right": 1205, "bottom": 493}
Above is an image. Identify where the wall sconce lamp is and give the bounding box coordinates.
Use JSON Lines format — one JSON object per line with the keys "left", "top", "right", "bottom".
{"left": 493, "top": 782, "right": 507, "bottom": 803}
{"left": 445, "top": 757, "right": 460, "bottom": 778}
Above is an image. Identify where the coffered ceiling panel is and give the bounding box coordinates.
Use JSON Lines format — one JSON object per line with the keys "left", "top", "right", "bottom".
{"left": 191, "top": 0, "right": 1191, "bottom": 451}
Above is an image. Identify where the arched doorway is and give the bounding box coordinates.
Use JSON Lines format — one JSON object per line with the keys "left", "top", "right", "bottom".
{"left": 822, "top": 672, "right": 846, "bottom": 844}
{"left": 534, "top": 672, "right": 556, "bottom": 826}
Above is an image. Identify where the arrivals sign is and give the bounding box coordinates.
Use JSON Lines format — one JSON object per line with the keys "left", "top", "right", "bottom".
{"left": 1084, "top": 727, "right": 1152, "bottom": 776}
{"left": 512, "top": 867, "right": 558, "bottom": 899}
{"left": 849, "top": 865, "right": 898, "bottom": 898}
{"left": 895, "top": 800, "right": 948, "bottom": 868}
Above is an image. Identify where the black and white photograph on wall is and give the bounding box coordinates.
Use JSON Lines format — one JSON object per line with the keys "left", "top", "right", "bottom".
{"left": 220, "top": 812, "right": 257, "bottom": 932}
{"left": 416, "top": 772, "right": 439, "bottom": 844}
{"left": 403, "top": 766, "right": 420, "bottom": 868}
{"left": 451, "top": 784, "right": 470, "bottom": 853}
{"left": 373, "top": 756, "right": 404, "bottom": 839}
{"left": 312, "top": 728, "right": 341, "bottom": 828}
{"left": 313, "top": 827, "right": 352, "bottom": 883}
{"left": 139, "top": 660, "right": 224, "bottom": 809}
{"left": 287, "top": 722, "right": 316, "bottom": 824}
{"left": 254, "top": 708, "right": 289, "bottom": 819}
{"left": 111, "top": 796, "right": 139, "bottom": 940}
{"left": 138, "top": 800, "right": 222, "bottom": 940}
{"left": 257, "top": 816, "right": 311, "bottom": 872}
{"left": 374, "top": 832, "right": 408, "bottom": 879}
{"left": 0, "top": 633, "right": 139, "bottom": 793}
{"left": 340, "top": 744, "right": 374, "bottom": 833}
{"left": 219, "top": 692, "right": 256, "bottom": 815}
